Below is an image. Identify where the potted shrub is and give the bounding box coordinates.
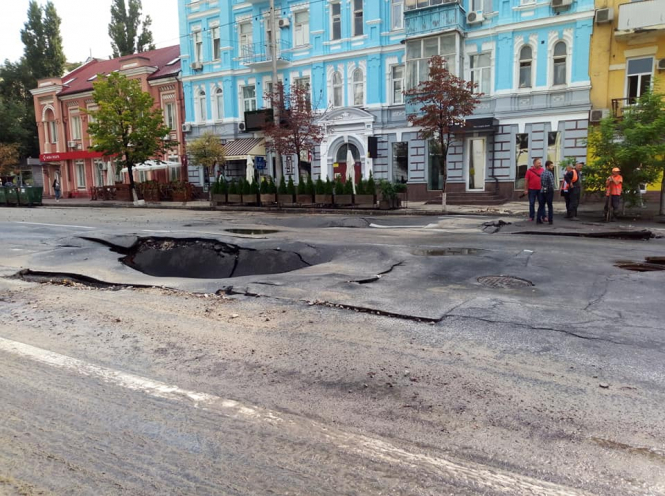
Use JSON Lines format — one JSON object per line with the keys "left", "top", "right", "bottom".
{"left": 171, "top": 180, "right": 192, "bottom": 202}
{"left": 211, "top": 179, "right": 228, "bottom": 205}
{"left": 334, "top": 176, "right": 352, "bottom": 206}
{"left": 140, "top": 180, "right": 161, "bottom": 202}
{"left": 227, "top": 179, "right": 242, "bottom": 203}
{"left": 394, "top": 182, "right": 407, "bottom": 204}
{"left": 259, "top": 177, "right": 276, "bottom": 205}
{"left": 378, "top": 180, "right": 399, "bottom": 210}
{"left": 277, "top": 176, "right": 293, "bottom": 205}
{"left": 297, "top": 176, "right": 314, "bottom": 205}
{"left": 246, "top": 179, "right": 259, "bottom": 205}
{"left": 314, "top": 176, "right": 332, "bottom": 205}
{"left": 354, "top": 177, "right": 375, "bottom": 207}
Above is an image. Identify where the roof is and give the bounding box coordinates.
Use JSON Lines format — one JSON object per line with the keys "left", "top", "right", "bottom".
{"left": 57, "top": 45, "right": 181, "bottom": 97}
{"left": 224, "top": 138, "right": 265, "bottom": 160}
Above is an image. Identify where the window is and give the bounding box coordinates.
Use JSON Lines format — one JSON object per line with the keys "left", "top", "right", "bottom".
{"left": 470, "top": 53, "right": 491, "bottom": 94}
{"left": 94, "top": 159, "right": 104, "bottom": 187}
{"left": 391, "top": 0, "right": 404, "bottom": 30}
{"left": 520, "top": 0, "right": 535, "bottom": 4}
{"left": 626, "top": 57, "right": 653, "bottom": 101}
{"left": 214, "top": 87, "right": 223, "bottom": 120}
{"left": 352, "top": 0, "right": 363, "bottom": 37}
{"left": 71, "top": 115, "right": 82, "bottom": 140}
{"left": 332, "top": 71, "right": 343, "bottom": 107}
{"left": 392, "top": 142, "right": 408, "bottom": 183}
{"left": 243, "top": 85, "right": 257, "bottom": 112}
{"left": 211, "top": 26, "right": 221, "bottom": 60}
{"left": 193, "top": 31, "right": 202, "bottom": 62}
{"left": 49, "top": 120, "right": 58, "bottom": 144}
{"left": 471, "top": 0, "right": 483, "bottom": 10}
{"left": 164, "top": 102, "right": 176, "bottom": 130}
{"left": 294, "top": 77, "right": 311, "bottom": 110}
{"left": 405, "top": 0, "right": 455, "bottom": 9}
{"left": 391, "top": 65, "right": 404, "bottom": 104}
{"left": 239, "top": 22, "right": 253, "bottom": 58}
{"left": 547, "top": 131, "right": 561, "bottom": 183}
{"left": 428, "top": 140, "right": 443, "bottom": 191}
{"left": 352, "top": 68, "right": 364, "bottom": 106}
{"left": 514, "top": 133, "right": 529, "bottom": 189}
{"left": 552, "top": 41, "right": 566, "bottom": 86}
{"left": 331, "top": 2, "right": 341, "bottom": 41}
{"left": 294, "top": 11, "right": 309, "bottom": 47}
{"left": 406, "top": 34, "right": 456, "bottom": 89}
{"left": 196, "top": 89, "right": 207, "bottom": 122}
{"left": 75, "top": 160, "right": 86, "bottom": 189}
{"left": 519, "top": 46, "right": 533, "bottom": 89}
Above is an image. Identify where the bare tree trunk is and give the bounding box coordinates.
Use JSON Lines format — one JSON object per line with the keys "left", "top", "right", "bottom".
{"left": 127, "top": 165, "right": 140, "bottom": 204}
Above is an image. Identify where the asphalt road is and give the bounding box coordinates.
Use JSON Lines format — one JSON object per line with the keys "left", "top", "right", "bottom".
{"left": 1, "top": 206, "right": 664, "bottom": 496}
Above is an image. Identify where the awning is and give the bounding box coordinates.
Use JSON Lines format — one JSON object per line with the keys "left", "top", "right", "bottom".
{"left": 120, "top": 160, "right": 181, "bottom": 173}
{"left": 224, "top": 138, "right": 265, "bottom": 161}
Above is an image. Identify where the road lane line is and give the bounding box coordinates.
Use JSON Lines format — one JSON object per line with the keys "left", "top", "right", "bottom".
{"left": 13, "top": 221, "right": 95, "bottom": 229}
{"left": 0, "top": 336, "right": 596, "bottom": 495}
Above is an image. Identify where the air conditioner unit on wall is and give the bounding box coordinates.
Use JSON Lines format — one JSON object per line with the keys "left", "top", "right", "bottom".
{"left": 467, "top": 12, "right": 484, "bottom": 24}
{"left": 589, "top": 109, "right": 609, "bottom": 123}
{"left": 594, "top": 8, "right": 614, "bottom": 24}
{"left": 658, "top": 59, "right": 665, "bottom": 71}
{"left": 182, "top": 123, "right": 192, "bottom": 133}
{"left": 552, "top": 0, "right": 572, "bottom": 8}
{"left": 190, "top": 62, "right": 203, "bottom": 71}
{"left": 67, "top": 140, "right": 77, "bottom": 149}
{"left": 278, "top": 18, "right": 290, "bottom": 29}
{"left": 238, "top": 122, "right": 247, "bottom": 132}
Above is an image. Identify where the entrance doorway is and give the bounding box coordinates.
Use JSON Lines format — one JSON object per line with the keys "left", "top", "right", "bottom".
{"left": 335, "top": 143, "right": 361, "bottom": 183}
{"left": 466, "top": 137, "right": 486, "bottom": 191}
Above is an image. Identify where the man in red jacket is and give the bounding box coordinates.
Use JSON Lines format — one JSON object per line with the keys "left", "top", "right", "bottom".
{"left": 524, "top": 158, "right": 543, "bottom": 222}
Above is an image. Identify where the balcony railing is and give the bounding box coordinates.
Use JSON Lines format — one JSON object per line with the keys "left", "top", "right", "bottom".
{"left": 612, "top": 97, "right": 637, "bottom": 118}
{"left": 239, "top": 40, "right": 292, "bottom": 66}
{"left": 405, "top": 1, "right": 464, "bottom": 38}
{"left": 617, "top": 0, "right": 665, "bottom": 32}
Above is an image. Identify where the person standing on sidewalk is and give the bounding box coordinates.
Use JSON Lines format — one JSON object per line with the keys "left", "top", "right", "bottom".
{"left": 524, "top": 158, "right": 544, "bottom": 222}
{"left": 560, "top": 164, "right": 573, "bottom": 216}
{"left": 605, "top": 167, "right": 623, "bottom": 221}
{"left": 538, "top": 160, "right": 555, "bottom": 224}
{"left": 567, "top": 162, "right": 583, "bottom": 221}
{"left": 53, "top": 176, "right": 61, "bottom": 202}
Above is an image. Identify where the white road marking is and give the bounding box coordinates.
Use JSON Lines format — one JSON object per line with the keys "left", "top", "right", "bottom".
{"left": 13, "top": 221, "right": 95, "bottom": 229}
{"left": 0, "top": 336, "right": 595, "bottom": 496}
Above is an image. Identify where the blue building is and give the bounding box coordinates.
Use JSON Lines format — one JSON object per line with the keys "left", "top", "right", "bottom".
{"left": 178, "top": 0, "right": 594, "bottom": 200}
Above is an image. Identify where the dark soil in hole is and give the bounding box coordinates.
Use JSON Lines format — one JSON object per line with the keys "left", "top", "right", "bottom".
{"left": 121, "top": 238, "right": 311, "bottom": 279}
{"left": 615, "top": 261, "right": 665, "bottom": 272}
{"left": 413, "top": 248, "right": 484, "bottom": 256}
{"left": 513, "top": 230, "right": 654, "bottom": 240}
{"left": 12, "top": 269, "right": 151, "bottom": 290}
{"left": 225, "top": 229, "right": 280, "bottom": 235}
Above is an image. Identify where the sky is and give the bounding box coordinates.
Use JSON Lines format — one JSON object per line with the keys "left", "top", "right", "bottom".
{"left": 1, "top": 0, "right": 180, "bottom": 65}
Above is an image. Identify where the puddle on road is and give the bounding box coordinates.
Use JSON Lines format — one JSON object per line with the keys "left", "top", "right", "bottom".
{"left": 121, "top": 238, "right": 311, "bottom": 279}
{"left": 225, "top": 229, "right": 280, "bottom": 235}
{"left": 412, "top": 248, "right": 485, "bottom": 257}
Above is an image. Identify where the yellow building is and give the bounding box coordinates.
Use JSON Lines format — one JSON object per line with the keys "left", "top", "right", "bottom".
{"left": 589, "top": 0, "right": 665, "bottom": 197}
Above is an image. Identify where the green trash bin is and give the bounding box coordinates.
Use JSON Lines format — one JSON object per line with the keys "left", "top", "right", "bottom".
{"left": 19, "top": 186, "right": 43, "bottom": 206}
{"left": 0, "top": 187, "right": 6, "bottom": 206}
{"left": 5, "top": 187, "right": 19, "bottom": 205}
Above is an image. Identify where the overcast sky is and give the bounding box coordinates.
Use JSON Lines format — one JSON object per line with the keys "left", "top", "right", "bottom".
{"left": 2, "top": 0, "right": 180, "bottom": 64}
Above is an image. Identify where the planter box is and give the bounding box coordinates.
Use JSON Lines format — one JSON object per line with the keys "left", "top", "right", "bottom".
{"left": 242, "top": 193, "right": 258, "bottom": 205}
{"left": 354, "top": 194, "right": 375, "bottom": 207}
{"left": 260, "top": 193, "right": 276, "bottom": 205}
{"left": 227, "top": 193, "right": 242, "bottom": 204}
{"left": 379, "top": 198, "right": 400, "bottom": 210}
{"left": 211, "top": 193, "right": 227, "bottom": 205}
{"left": 297, "top": 194, "right": 314, "bottom": 205}
{"left": 143, "top": 189, "right": 160, "bottom": 202}
{"left": 172, "top": 192, "right": 189, "bottom": 202}
{"left": 315, "top": 194, "right": 333, "bottom": 205}
{"left": 277, "top": 194, "right": 295, "bottom": 205}
{"left": 334, "top": 194, "right": 353, "bottom": 206}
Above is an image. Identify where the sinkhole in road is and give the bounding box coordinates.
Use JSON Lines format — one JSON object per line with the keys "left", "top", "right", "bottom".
{"left": 121, "top": 238, "right": 312, "bottom": 279}
{"left": 225, "top": 229, "right": 280, "bottom": 235}
{"left": 413, "top": 248, "right": 484, "bottom": 256}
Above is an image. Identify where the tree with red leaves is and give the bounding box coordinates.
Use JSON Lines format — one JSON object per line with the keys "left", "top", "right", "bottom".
{"left": 263, "top": 81, "right": 324, "bottom": 179}
{"left": 405, "top": 55, "right": 481, "bottom": 200}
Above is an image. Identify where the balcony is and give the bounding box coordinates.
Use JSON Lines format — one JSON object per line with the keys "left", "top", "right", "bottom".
{"left": 616, "top": 0, "right": 665, "bottom": 40}
{"left": 239, "top": 41, "right": 292, "bottom": 69}
{"left": 612, "top": 97, "right": 637, "bottom": 118}
{"left": 404, "top": 0, "right": 465, "bottom": 38}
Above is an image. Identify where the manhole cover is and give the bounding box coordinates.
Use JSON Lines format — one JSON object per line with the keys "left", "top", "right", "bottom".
{"left": 225, "top": 229, "right": 280, "bottom": 235}
{"left": 477, "top": 275, "right": 534, "bottom": 289}
{"left": 413, "top": 248, "right": 484, "bottom": 256}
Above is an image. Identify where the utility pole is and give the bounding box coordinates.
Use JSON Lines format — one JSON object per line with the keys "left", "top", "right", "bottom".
{"left": 270, "top": 0, "right": 283, "bottom": 182}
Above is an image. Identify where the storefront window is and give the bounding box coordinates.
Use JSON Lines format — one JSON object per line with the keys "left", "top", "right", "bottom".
{"left": 392, "top": 142, "right": 408, "bottom": 183}
{"left": 514, "top": 133, "right": 529, "bottom": 190}
{"left": 428, "top": 140, "right": 443, "bottom": 191}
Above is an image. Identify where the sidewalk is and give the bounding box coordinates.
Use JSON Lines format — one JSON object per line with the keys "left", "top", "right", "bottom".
{"left": 36, "top": 197, "right": 665, "bottom": 222}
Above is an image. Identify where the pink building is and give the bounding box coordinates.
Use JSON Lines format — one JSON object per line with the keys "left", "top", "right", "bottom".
{"left": 30, "top": 45, "right": 185, "bottom": 199}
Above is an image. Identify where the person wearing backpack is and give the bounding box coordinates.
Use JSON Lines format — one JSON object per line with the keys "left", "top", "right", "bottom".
{"left": 524, "top": 158, "right": 544, "bottom": 222}
{"left": 538, "top": 161, "right": 555, "bottom": 224}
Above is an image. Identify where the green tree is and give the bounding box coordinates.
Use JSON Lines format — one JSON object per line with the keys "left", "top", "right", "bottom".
{"left": 85, "top": 72, "right": 176, "bottom": 203}
{"left": 188, "top": 132, "right": 226, "bottom": 200}
{"left": 586, "top": 90, "right": 665, "bottom": 213}
{"left": 42, "top": 1, "right": 66, "bottom": 78}
{"left": 0, "top": 143, "right": 20, "bottom": 176}
{"left": 109, "top": 0, "right": 155, "bottom": 58}
{"left": 20, "top": 1, "right": 46, "bottom": 78}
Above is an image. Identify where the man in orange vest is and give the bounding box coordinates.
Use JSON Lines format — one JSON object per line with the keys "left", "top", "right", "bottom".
{"left": 605, "top": 167, "right": 623, "bottom": 221}
{"left": 562, "top": 165, "right": 579, "bottom": 219}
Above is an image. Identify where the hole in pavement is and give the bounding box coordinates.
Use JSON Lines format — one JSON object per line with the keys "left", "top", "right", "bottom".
{"left": 512, "top": 230, "right": 654, "bottom": 240}
{"left": 615, "top": 261, "right": 665, "bottom": 272}
{"left": 12, "top": 269, "right": 153, "bottom": 290}
{"left": 121, "top": 237, "right": 312, "bottom": 279}
{"left": 225, "top": 229, "right": 280, "bottom": 235}
{"left": 413, "top": 248, "right": 484, "bottom": 256}
{"left": 478, "top": 275, "right": 534, "bottom": 289}
{"left": 645, "top": 256, "right": 665, "bottom": 265}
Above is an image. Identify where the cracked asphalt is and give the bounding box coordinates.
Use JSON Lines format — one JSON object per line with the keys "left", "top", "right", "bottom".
{"left": 1, "top": 206, "right": 664, "bottom": 495}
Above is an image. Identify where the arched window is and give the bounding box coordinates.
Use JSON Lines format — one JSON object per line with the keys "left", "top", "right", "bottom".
{"left": 332, "top": 71, "right": 343, "bottom": 107}
{"left": 352, "top": 68, "right": 364, "bottom": 106}
{"left": 44, "top": 108, "right": 57, "bottom": 144}
{"left": 336, "top": 143, "right": 360, "bottom": 164}
{"left": 196, "top": 89, "right": 206, "bottom": 122}
{"left": 214, "top": 87, "right": 224, "bottom": 120}
{"left": 552, "top": 41, "right": 567, "bottom": 86}
{"left": 519, "top": 46, "right": 532, "bottom": 89}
